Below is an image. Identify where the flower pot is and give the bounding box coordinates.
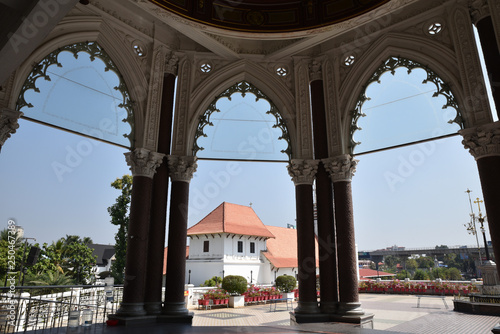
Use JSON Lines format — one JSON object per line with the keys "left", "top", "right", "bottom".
{"left": 229, "top": 295, "right": 245, "bottom": 308}
{"left": 214, "top": 299, "right": 221, "bottom": 305}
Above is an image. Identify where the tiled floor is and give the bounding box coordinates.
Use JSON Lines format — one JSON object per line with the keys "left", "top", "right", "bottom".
{"left": 23, "top": 294, "right": 500, "bottom": 333}
{"left": 190, "top": 294, "right": 500, "bottom": 333}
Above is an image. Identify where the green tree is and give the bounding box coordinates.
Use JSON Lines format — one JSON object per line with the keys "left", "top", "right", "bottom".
{"left": 446, "top": 267, "right": 462, "bottom": 280}
{"left": 0, "top": 228, "right": 28, "bottom": 283}
{"left": 108, "top": 175, "right": 133, "bottom": 284}
{"left": 406, "top": 258, "right": 418, "bottom": 271}
{"left": 413, "top": 269, "right": 429, "bottom": 280}
{"left": 28, "top": 236, "right": 96, "bottom": 284}
{"left": 396, "top": 270, "right": 410, "bottom": 280}
{"left": 417, "top": 256, "right": 435, "bottom": 269}
{"left": 384, "top": 255, "right": 400, "bottom": 270}
{"left": 25, "top": 270, "right": 74, "bottom": 294}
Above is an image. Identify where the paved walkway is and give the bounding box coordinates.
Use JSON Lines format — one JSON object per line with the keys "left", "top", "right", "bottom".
{"left": 23, "top": 294, "right": 500, "bottom": 333}
{"left": 191, "top": 294, "right": 500, "bottom": 333}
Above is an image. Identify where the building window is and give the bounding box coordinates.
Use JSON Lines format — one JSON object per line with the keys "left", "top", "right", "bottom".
{"left": 250, "top": 242, "right": 255, "bottom": 253}
{"left": 237, "top": 241, "right": 243, "bottom": 253}
{"left": 203, "top": 240, "right": 209, "bottom": 252}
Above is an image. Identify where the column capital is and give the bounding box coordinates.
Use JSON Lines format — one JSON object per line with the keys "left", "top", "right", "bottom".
{"left": 125, "top": 148, "right": 165, "bottom": 178}
{"left": 0, "top": 108, "right": 23, "bottom": 149}
{"left": 469, "top": 0, "right": 490, "bottom": 25}
{"left": 165, "top": 52, "right": 179, "bottom": 75}
{"left": 309, "top": 60, "right": 322, "bottom": 81}
{"left": 323, "top": 155, "right": 358, "bottom": 182}
{"left": 459, "top": 122, "right": 500, "bottom": 160}
{"left": 167, "top": 155, "right": 197, "bottom": 182}
{"left": 287, "top": 159, "right": 319, "bottom": 185}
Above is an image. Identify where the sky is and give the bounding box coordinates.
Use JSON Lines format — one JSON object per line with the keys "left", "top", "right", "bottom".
{"left": 0, "top": 42, "right": 495, "bottom": 253}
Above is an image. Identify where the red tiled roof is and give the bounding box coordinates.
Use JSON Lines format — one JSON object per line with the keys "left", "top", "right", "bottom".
{"left": 163, "top": 246, "right": 189, "bottom": 275}
{"left": 262, "top": 225, "right": 319, "bottom": 268}
{"left": 359, "top": 268, "right": 395, "bottom": 279}
{"left": 187, "top": 202, "right": 275, "bottom": 239}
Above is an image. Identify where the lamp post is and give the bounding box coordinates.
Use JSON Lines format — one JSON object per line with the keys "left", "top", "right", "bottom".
{"left": 464, "top": 189, "right": 482, "bottom": 265}
{"left": 474, "top": 198, "right": 491, "bottom": 262}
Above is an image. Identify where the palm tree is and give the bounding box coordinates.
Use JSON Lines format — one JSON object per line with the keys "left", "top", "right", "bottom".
{"left": 25, "top": 270, "right": 75, "bottom": 295}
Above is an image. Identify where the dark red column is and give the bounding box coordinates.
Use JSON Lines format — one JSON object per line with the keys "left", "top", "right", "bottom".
{"left": 474, "top": 15, "right": 500, "bottom": 118}
{"left": 144, "top": 72, "right": 176, "bottom": 315}
{"left": 288, "top": 159, "right": 319, "bottom": 314}
{"left": 324, "top": 155, "right": 364, "bottom": 315}
{"left": 116, "top": 149, "right": 164, "bottom": 317}
{"left": 162, "top": 155, "right": 197, "bottom": 318}
{"left": 310, "top": 76, "right": 338, "bottom": 313}
{"left": 461, "top": 123, "right": 500, "bottom": 278}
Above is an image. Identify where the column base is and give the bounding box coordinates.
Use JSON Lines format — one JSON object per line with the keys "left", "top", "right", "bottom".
{"left": 157, "top": 312, "right": 194, "bottom": 324}
{"left": 144, "top": 301, "right": 162, "bottom": 315}
{"left": 114, "top": 302, "right": 147, "bottom": 317}
{"left": 107, "top": 314, "right": 156, "bottom": 326}
{"left": 162, "top": 301, "right": 189, "bottom": 315}
{"left": 320, "top": 301, "right": 338, "bottom": 314}
{"left": 290, "top": 312, "right": 374, "bottom": 329}
{"left": 294, "top": 301, "right": 319, "bottom": 314}
{"left": 337, "top": 301, "right": 365, "bottom": 315}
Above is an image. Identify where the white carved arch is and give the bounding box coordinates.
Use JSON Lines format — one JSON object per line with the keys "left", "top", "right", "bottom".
{"left": 338, "top": 33, "right": 468, "bottom": 154}
{"left": 9, "top": 17, "right": 149, "bottom": 148}
{"left": 184, "top": 60, "right": 298, "bottom": 159}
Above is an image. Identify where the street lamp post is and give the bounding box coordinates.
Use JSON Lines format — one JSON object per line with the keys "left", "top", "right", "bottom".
{"left": 474, "top": 198, "right": 491, "bottom": 262}
{"left": 465, "top": 189, "right": 482, "bottom": 265}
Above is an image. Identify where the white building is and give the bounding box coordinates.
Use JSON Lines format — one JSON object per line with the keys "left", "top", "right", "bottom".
{"left": 183, "top": 202, "right": 319, "bottom": 286}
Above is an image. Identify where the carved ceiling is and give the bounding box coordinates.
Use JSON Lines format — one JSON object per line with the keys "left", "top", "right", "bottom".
{"left": 149, "top": 0, "right": 390, "bottom": 33}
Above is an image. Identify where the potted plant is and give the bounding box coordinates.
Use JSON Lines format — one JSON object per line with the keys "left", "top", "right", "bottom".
{"left": 222, "top": 275, "right": 247, "bottom": 308}
{"left": 275, "top": 275, "right": 297, "bottom": 299}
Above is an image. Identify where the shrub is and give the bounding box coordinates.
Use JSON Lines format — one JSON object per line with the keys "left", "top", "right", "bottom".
{"left": 200, "top": 276, "right": 222, "bottom": 287}
{"left": 413, "top": 269, "right": 429, "bottom": 280}
{"left": 221, "top": 275, "right": 247, "bottom": 295}
{"left": 275, "top": 275, "right": 296, "bottom": 293}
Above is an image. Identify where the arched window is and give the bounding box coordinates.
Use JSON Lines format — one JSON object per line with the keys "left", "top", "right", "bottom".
{"left": 351, "top": 57, "right": 464, "bottom": 155}
{"left": 193, "top": 81, "right": 291, "bottom": 161}
{"left": 16, "top": 42, "right": 134, "bottom": 148}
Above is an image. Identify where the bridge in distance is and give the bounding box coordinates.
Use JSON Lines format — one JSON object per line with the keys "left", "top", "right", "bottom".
{"left": 358, "top": 245, "right": 490, "bottom": 260}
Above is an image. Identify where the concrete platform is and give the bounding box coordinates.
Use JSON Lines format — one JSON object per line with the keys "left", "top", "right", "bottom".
{"left": 25, "top": 294, "right": 500, "bottom": 333}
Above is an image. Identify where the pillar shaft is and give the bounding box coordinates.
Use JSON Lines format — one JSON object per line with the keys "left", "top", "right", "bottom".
{"left": 288, "top": 159, "right": 319, "bottom": 314}
{"left": 476, "top": 16, "right": 500, "bottom": 118}
{"left": 476, "top": 156, "right": 500, "bottom": 265}
{"left": 461, "top": 122, "right": 500, "bottom": 278}
{"left": 324, "top": 155, "right": 364, "bottom": 316}
{"left": 144, "top": 72, "right": 176, "bottom": 315}
{"left": 116, "top": 148, "right": 164, "bottom": 317}
{"left": 333, "top": 181, "right": 359, "bottom": 305}
{"left": 164, "top": 181, "right": 190, "bottom": 305}
{"left": 163, "top": 155, "right": 197, "bottom": 315}
{"left": 310, "top": 77, "right": 338, "bottom": 311}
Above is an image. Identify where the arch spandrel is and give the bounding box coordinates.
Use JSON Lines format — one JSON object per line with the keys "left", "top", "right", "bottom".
{"left": 175, "top": 60, "right": 302, "bottom": 160}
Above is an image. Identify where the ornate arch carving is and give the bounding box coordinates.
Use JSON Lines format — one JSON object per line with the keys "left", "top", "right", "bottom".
{"left": 192, "top": 80, "right": 292, "bottom": 160}
{"left": 348, "top": 56, "right": 465, "bottom": 153}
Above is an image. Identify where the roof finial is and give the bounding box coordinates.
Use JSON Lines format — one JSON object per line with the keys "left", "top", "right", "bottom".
{"left": 249, "top": 202, "right": 253, "bottom": 207}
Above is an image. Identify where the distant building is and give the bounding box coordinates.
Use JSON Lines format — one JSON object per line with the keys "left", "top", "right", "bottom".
{"left": 88, "top": 244, "right": 115, "bottom": 278}
{"left": 165, "top": 202, "right": 319, "bottom": 286}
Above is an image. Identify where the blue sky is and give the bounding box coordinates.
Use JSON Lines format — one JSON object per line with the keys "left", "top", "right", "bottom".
{"left": 0, "top": 120, "right": 490, "bottom": 251}
{"left": 0, "top": 45, "right": 494, "bottom": 252}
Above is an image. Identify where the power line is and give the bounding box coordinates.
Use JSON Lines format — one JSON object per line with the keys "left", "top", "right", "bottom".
{"left": 363, "top": 89, "right": 436, "bottom": 110}
{"left": 47, "top": 70, "right": 121, "bottom": 101}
